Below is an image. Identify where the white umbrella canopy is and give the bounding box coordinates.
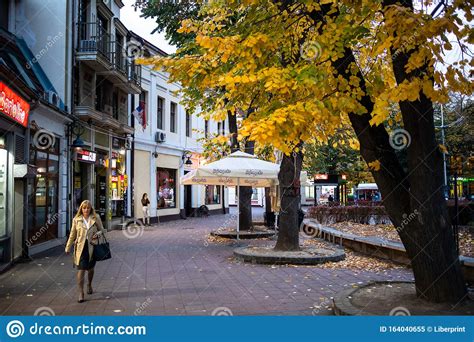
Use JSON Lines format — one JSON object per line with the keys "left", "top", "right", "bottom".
{"left": 181, "top": 151, "right": 280, "bottom": 239}
{"left": 182, "top": 151, "right": 280, "bottom": 186}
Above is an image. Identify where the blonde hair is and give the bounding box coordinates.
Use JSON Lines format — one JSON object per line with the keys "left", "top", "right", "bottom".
{"left": 74, "top": 200, "right": 97, "bottom": 219}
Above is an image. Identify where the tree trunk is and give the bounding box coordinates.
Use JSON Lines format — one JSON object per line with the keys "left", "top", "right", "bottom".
{"left": 227, "top": 110, "right": 239, "bottom": 153}
{"left": 274, "top": 149, "right": 303, "bottom": 251}
{"left": 238, "top": 140, "right": 255, "bottom": 231}
{"left": 228, "top": 111, "right": 254, "bottom": 231}
{"left": 380, "top": 0, "right": 466, "bottom": 303}
{"left": 305, "top": 0, "right": 467, "bottom": 304}
{"left": 238, "top": 186, "right": 253, "bottom": 231}
{"left": 333, "top": 44, "right": 466, "bottom": 303}
{"left": 264, "top": 187, "right": 274, "bottom": 227}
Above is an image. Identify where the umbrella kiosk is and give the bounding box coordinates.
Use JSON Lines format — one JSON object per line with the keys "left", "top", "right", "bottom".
{"left": 181, "top": 151, "right": 280, "bottom": 239}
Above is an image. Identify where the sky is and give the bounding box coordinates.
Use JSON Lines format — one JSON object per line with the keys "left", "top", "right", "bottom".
{"left": 120, "top": 0, "right": 177, "bottom": 54}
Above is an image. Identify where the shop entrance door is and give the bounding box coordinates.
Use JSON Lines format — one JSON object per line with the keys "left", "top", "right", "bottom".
{"left": 184, "top": 171, "right": 192, "bottom": 216}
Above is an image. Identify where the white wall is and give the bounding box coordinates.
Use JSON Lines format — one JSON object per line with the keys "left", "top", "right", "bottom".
{"left": 131, "top": 51, "right": 229, "bottom": 217}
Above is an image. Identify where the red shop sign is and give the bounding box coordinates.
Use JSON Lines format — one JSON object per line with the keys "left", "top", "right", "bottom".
{"left": 0, "top": 82, "right": 30, "bottom": 127}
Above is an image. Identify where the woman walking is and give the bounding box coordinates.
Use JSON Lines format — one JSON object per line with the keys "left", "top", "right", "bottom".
{"left": 65, "top": 200, "right": 104, "bottom": 303}
{"left": 141, "top": 193, "right": 151, "bottom": 226}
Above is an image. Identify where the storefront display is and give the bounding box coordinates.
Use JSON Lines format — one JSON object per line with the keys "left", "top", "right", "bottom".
{"left": 95, "top": 151, "right": 108, "bottom": 223}
{"left": 205, "top": 185, "right": 220, "bottom": 205}
{"left": 110, "top": 150, "right": 127, "bottom": 217}
{"left": 157, "top": 168, "right": 176, "bottom": 208}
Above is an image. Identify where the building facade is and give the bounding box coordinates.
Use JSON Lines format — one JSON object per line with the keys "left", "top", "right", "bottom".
{"left": 0, "top": 0, "right": 231, "bottom": 270}
{"left": 0, "top": 0, "right": 74, "bottom": 265}
{"left": 72, "top": 0, "right": 140, "bottom": 229}
{"left": 130, "top": 33, "right": 229, "bottom": 223}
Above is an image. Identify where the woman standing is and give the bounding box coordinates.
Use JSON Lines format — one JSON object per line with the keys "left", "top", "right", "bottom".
{"left": 141, "top": 193, "right": 151, "bottom": 226}
{"left": 65, "top": 200, "right": 104, "bottom": 303}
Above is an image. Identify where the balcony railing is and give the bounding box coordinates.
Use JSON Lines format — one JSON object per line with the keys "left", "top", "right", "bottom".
{"left": 77, "top": 21, "right": 141, "bottom": 89}
{"left": 77, "top": 22, "right": 111, "bottom": 61}
{"left": 129, "top": 62, "right": 141, "bottom": 87}
{"left": 110, "top": 41, "right": 127, "bottom": 76}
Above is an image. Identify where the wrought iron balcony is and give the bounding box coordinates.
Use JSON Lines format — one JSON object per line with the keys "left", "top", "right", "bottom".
{"left": 77, "top": 21, "right": 112, "bottom": 65}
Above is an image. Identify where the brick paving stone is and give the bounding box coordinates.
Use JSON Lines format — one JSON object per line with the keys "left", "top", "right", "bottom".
{"left": 0, "top": 209, "right": 414, "bottom": 315}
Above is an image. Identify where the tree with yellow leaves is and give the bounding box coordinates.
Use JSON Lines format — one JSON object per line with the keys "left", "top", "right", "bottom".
{"left": 140, "top": 0, "right": 473, "bottom": 303}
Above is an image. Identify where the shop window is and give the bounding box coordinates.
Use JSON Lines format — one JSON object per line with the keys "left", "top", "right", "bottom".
{"left": 110, "top": 152, "right": 127, "bottom": 217}
{"left": 205, "top": 185, "right": 220, "bottom": 205}
{"left": 28, "top": 135, "right": 59, "bottom": 245}
{"left": 157, "top": 168, "right": 176, "bottom": 208}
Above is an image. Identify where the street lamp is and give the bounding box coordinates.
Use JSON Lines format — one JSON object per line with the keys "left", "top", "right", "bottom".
{"left": 182, "top": 151, "right": 193, "bottom": 166}
{"left": 71, "top": 136, "right": 86, "bottom": 152}
{"left": 69, "top": 121, "right": 86, "bottom": 152}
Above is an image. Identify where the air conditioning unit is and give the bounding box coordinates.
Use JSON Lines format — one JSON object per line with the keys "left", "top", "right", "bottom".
{"left": 155, "top": 131, "right": 166, "bottom": 143}
{"left": 80, "top": 40, "right": 97, "bottom": 52}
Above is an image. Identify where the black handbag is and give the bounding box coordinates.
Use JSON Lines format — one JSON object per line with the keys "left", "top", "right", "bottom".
{"left": 93, "top": 234, "right": 111, "bottom": 261}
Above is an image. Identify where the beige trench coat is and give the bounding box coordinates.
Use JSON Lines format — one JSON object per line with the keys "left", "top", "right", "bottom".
{"left": 65, "top": 215, "right": 105, "bottom": 266}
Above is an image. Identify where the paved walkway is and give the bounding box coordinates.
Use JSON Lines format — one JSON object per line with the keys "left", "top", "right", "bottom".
{"left": 0, "top": 211, "right": 413, "bottom": 316}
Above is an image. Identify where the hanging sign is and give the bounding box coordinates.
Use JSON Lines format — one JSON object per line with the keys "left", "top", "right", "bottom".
{"left": 77, "top": 149, "right": 97, "bottom": 163}
{"left": 0, "top": 82, "right": 29, "bottom": 127}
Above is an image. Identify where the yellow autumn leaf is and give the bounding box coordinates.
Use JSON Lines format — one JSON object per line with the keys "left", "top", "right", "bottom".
{"left": 368, "top": 160, "right": 381, "bottom": 171}
{"left": 439, "top": 144, "right": 448, "bottom": 154}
